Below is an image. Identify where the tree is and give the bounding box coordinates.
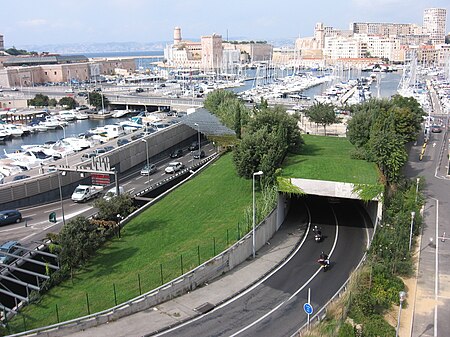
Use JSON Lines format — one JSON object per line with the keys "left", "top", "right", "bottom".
{"left": 305, "top": 102, "right": 341, "bottom": 135}
{"left": 368, "top": 114, "right": 408, "bottom": 186}
{"left": 88, "top": 91, "right": 109, "bottom": 109}
{"left": 204, "top": 89, "right": 250, "bottom": 138}
{"left": 48, "top": 98, "right": 57, "bottom": 107}
{"left": 59, "top": 96, "right": 77, "bottom": 109}
{"left": 233, "top": 105, "right": 303, "bottom": 183}
{"left": 58, "top": 216, "right": 104, "bottom": 278}
{"left": 28, "top": 93, "right": 49, "bottom": 107}
{"left": 94, "top": 193, "right": 136, "bottom": 222}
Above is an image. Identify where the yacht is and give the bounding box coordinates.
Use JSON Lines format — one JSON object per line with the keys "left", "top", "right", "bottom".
{"left": 58, "top": 110, "right": 77, "bottom": 121}
{"left": 1, "top": 124, "right": 23, "bottom": 137}
{"left": 3, "top": 148, "right": 53, "bottom": 169}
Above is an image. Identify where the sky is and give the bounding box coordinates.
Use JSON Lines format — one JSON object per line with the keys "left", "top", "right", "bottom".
{"left": 1, "top": 0, "right": 449, "bottom": 47}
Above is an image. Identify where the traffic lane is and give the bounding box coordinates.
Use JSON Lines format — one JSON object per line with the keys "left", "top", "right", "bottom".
{"left": 158, "top": 197, "right": 368, "bottom": 337}
{"left": 0, "top": 198, "right": 96, "bottom": 245}
{"left": 1, "top": 144, "right": 216, "bottom": 243}
{"left": 158, "top": 197, "right": 339, "bottom": 337}
{"left": 241, "top": 199, "right": 369, "bottom": 337}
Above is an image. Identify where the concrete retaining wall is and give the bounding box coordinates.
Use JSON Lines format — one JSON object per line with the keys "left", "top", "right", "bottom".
{"left": 0, "top": 123, "right": 196, "bottom": 209}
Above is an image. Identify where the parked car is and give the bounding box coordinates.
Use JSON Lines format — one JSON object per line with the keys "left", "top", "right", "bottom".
{"left": 140, "top": 163, "right": 157, "bottom": 176}
{"left": 188, "top": 141, "right": 199, "bottom": 151}
{"left": 193, "top": 150, "right": 206, "bottom": 159}
{"left": 135, "top": 88, "right": 144, "bottom": 93}
{"left": 117, "top": 138, "right": 130, "bottom": 147}
{"left": 0, "top": 210, "right": 22, "bottom": 226}
{"left": 12, "top": 175, "right": 30, "bottom": 181}
{"left": 164, "top": 162, "right": 184, "bottom": 174}
{"left": 170, "top": 149, "right": 183, "bottom": 158}
{"left": 0, "top": 241, "right": 24, "bottom": 264}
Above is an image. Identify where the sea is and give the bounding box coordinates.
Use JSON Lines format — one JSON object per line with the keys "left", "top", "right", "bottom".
{"left": 0, "top": 52, "right": 401, "bottom": 157}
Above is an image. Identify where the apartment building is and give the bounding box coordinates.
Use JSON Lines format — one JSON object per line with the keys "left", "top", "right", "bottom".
{"left": 0, "top": 34, "right": 4, "bottom": 51}
{"left": 323, "top": 36, "right": 367, "bottom": 59}
{"left": 423, "top": 8, "right": 447, "bottom": 45}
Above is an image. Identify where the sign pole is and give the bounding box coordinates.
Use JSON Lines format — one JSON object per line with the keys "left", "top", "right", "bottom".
{"left": 307, "top": 287, "right": 311, "bottom": 328}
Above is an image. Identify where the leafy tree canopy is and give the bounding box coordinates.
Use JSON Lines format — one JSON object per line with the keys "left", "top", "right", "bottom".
{"left": 59, "top": 96, "right": 77, "bottom": 109}
{"left": 305, "top": 102, "right": 341, "bottom": 135}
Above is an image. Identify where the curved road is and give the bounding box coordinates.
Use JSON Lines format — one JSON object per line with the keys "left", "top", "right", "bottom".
{"left": 156, "top": 196, "right": 371, "bottom": 337}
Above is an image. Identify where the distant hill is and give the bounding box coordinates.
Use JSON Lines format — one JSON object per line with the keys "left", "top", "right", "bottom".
{"left": 10, "top": 38, "right": 297, "bottom": 54}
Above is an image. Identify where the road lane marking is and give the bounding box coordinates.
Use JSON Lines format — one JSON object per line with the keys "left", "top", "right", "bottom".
{"left": 433, "top": 197, "right": 439, "bottom": 337}
{"left": 229, "top": 206, "right": 339, "bottom": 337}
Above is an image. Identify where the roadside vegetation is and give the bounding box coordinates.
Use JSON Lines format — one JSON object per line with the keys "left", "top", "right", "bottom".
{"left": 302, "top": 95, "right": 425, "bottom": 336}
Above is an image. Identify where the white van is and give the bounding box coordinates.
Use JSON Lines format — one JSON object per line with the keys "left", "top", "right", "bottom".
{"left": 103, "top": 186, "right": 125, "bottom": 201}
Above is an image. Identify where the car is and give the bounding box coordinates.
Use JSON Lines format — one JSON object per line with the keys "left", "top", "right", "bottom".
{"left": 193, "top": 150, "right": 206, "bottom": 159}
{"left": 12, "top": 175, "right": 30, "bottom": 181}
{"left": 81, "top": 152, "right": 97, "bottom": 161}
{"left": 140, "top": 163, "right": 157, "bottom": 176}
{"left": 170, "top": 149, "right": 183, "bottom": 158}
{"left": 131, "top": 132, "right": 144, "bottom": 141}
{"left": 103, "top": 145, "right": 115, "bottom": 152}
{"left": 188, "top": 141, "right": 199, "bottom": 151}
{"left": 11, "top": 87, "right": 19, "bottom": 91}
{"left": 135, "top": 88, "right": 144, "bottom": 93}
{"left": 0, "top": 241, "right": 24, "bottom": 264}
{"left": 431, "top": 125, "right": 442, "bottom": 133}
{"left": 94, "top": 148, "right": 106, "bottom": 155}
{"left": 164, "top": 162, "right": 184, "bottom": 174}
{"left": 117, "top": 138, "right": 130, "bottom": 147}
{"left": 0, "top": 210, "right": 22, "bottom": 226}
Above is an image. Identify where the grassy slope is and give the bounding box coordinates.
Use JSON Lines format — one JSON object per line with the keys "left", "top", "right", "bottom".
{"left": 12, "top": 153, "right": 253, "bottom": 331}
{"left": 281, "top": 135, "right": 379, "bottom": 185}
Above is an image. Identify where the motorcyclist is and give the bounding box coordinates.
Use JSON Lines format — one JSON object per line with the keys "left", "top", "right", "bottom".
{"left": 312, "top": 225, "right": 322, "bottom": 236}
{"left": 318, "top": 251, "right": 329, "bottom": 267}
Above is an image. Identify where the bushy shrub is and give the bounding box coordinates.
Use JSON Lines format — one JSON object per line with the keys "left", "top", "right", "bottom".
{"left": 338, "top": 323, "right": 356, "bottom": 337}
{"left": 361, "top": 315, "right": 395, "bottom": 337}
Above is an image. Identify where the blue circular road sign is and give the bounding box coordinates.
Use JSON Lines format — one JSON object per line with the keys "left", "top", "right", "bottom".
{"left": 303, "top": 303, "right": 314, "bottom": 315}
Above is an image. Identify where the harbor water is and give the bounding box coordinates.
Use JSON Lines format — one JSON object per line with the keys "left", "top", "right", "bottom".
{"left": 0, "top": 63, "right": 401, "bottom": 157}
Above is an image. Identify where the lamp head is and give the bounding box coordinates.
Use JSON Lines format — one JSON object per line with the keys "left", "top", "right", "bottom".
{"left": 253, "top": 171, "right": 263, "bottom": 176}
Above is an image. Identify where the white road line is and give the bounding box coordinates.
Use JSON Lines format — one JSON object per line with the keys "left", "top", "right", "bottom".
{"left": 26, "top": 213, "right": 37, "bottom": 217}
{"left": 229, "top": 206, "right": 339, "bottom": 337}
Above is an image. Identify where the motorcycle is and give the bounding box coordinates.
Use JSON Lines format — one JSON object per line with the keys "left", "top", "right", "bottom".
{"left": 318, "top": 258, "right": 330, "bottom": 271}
{"left": 314, "top": 232, "right": 322, "bottom": 242}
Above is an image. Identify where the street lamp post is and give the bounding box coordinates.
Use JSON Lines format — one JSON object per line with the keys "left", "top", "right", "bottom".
{"left": 142, "top": 139, "right": 150, "bottom": 184}
{"left": 252, "top": 171, "right": 263, "bottom": 259}
{"left": 57, "top": 170, "right": 66, "bottom": 226}
{"left": 194, "top": 123, "right": 201, "bottom": 159}
{"left": 409, "top": 211, "right": 416, "bottom": 251}
{"left": 58, "top": 124, "right": 69, "bottom": 166}
{"left": 395, "top": 291, "right": 407, "bottom": 337}
{"left": 415, "top": 177, "right": 420, "bottom": 203}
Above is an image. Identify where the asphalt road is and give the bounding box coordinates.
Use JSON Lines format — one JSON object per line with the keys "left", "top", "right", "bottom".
{"left": 157, "top": 196, "right": 371, "bottom": 337}
{"left": 407, "top": 116, "right": 450, "bottom": 337}
{"left": 0, "top": 143, "right": 216, "bottom": 246}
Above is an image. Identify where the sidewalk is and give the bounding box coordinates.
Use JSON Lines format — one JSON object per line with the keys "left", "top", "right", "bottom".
{"left": 65, "top": 218, "right": 305, "bottom": 337}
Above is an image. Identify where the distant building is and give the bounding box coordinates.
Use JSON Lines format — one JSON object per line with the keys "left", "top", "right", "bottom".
{"left": 423, "top": 8, "right": 447, "bottom": 45}
{"left": 0, "top": 56, "right": 136, "bottom": 88}
{"left": 323, "top": 36, "right": 367, "bottom": 59}
{"left": 201, "top": 34, "right": 223, "bottom": 72}
{"left": 0, "top": 34, "right": 4, "bottom": 51}
{"left": 350, "top": 22, "right": 417, "bottom": 36}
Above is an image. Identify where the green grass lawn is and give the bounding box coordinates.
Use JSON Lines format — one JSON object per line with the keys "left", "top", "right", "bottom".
{"left": 10, "top": 153, "right": 255, "bottom": 332}
{"left": 281, "top": 135, "right": 380, "bottom": 185}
